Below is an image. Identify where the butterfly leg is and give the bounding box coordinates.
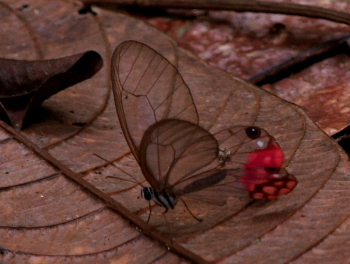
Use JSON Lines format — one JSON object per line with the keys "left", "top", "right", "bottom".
{"left": 146, "top": 201, "right": 152, "bottom": 223}
{"left": 162, "top": 213, "right": 173, "bottom": 233}
{"left": 180, "top": 198, "right": 202, "bottom": 222}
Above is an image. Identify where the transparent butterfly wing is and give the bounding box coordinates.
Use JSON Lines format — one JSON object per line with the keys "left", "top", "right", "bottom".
{"left": 169, "top": 127, "right": 272, "bottom": 204}
{"left": 174, "top": 168, "right": 247, "bottom": 205}
{"left": 241, "top": 167, "right": 297, "bottom": 199}
{"left": 214, "top": 126, "right": 274, "bottom": 168}
{"left": 179, "top": 167, "right": 297, "bottom": 204}
{"left": 172, "top": 127, "right": 297, "bottom": 203}
{"left": 139, "top": 119, "right": 219, "bottom": 190}
{"left": 111, "top": 41, "right": 198, "bottom": 162}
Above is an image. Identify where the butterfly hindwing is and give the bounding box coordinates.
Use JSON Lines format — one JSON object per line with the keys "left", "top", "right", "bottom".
{"left": 241, "top": 142, "right": 297, "bottom": 199}
{"left": 139, "top": 119, "right": 219, "bottom": 190}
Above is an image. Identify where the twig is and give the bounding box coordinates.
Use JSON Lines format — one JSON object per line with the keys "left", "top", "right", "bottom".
{"left": 249, "top": 35, "right": 350, "bottom": 85}
{"left": 87, "top": 0, "right": 350, "bottom": 25}
{"left": 0, "top": 120, "right": 210, "bottom": 264}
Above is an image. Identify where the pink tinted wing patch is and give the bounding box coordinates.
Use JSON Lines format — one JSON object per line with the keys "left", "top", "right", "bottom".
{"left": 245, "top": 142, "right": 284, "bottom": 168}
{"left": 241, "top": 142, "right": 298, "bottom": 199}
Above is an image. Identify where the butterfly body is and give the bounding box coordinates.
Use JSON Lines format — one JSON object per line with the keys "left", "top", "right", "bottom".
{"left": 137, "top": 118, "right": 223, "bottom": 210}
{"left": 141, "top": 187, "right": 177, "bottom": 211}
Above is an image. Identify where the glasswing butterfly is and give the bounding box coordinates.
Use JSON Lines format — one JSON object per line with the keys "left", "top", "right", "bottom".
{"left": 110, "top": 40, "right": 297, "bottom": 217}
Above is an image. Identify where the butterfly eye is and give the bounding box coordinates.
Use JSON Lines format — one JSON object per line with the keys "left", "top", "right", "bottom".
{"left": 265, "top": 167, "right": 281, "bottom": 174}
{"left": 141, "top": 187, "right": 154, "bottom": 201}
{"left": 245, "top": 126, "right": 262, "bottom": 139}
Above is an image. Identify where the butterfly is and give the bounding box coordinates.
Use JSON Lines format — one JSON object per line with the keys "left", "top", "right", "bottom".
{"left": 110, "top": 40, "right": 297, "bottom": 215}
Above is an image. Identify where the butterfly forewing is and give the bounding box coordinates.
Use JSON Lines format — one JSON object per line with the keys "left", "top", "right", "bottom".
{"left": 139, "top": 119, "right": 219, "bottom": 190}
{"left": 111, "top": 41, "right": 199, "bottom": 161}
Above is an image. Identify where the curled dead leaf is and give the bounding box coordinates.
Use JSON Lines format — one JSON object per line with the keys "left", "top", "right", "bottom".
{"left": 0, "top": 51, "right": 103, "bottom": 130}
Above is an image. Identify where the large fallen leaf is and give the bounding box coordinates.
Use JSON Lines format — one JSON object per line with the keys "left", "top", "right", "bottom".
{"left": 0, "top": 1, "right": 349, "bottom": 263}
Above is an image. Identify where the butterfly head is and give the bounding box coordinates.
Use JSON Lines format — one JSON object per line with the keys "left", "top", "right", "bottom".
{"left": 141, "top": 187, "right": 177, "bottom": 211}
{"left": 141, "top": 187, "right": 155, "bottom": 201}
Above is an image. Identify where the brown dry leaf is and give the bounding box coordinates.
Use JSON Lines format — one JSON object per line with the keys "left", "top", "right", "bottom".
{"left": 146, "top": 0, "right": 350, "bottom": 135}
{"left": 0, "top": 1, "right": 349, "bottom": 264}
{"left": 0, "top": 51, "right": 102, "bottom": 130}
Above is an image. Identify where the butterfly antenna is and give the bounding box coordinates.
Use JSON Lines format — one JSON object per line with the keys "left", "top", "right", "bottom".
{"left": 180, "top": 198, "right": 202, "bottom": 222}
{"left": 93, "top": 153, "right": 145, "bottom": 187}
